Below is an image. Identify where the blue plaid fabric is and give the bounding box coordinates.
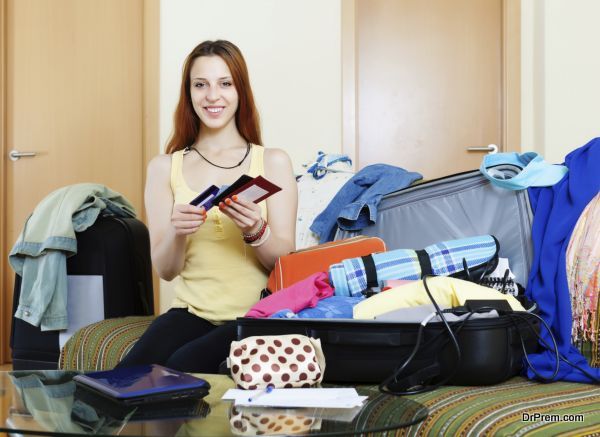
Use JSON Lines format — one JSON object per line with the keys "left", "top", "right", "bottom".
{"left": 330, "top": 235, "right": 498, "bottom": 297}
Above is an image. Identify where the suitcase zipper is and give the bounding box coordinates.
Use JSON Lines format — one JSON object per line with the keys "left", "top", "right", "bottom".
{"left": 379, "top": 176, "right": 488, "bottom": 210}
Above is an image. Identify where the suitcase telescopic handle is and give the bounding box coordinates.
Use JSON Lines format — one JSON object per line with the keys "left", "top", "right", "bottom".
{"left": 309, "top": 329, "right": 417, "bottom": 346}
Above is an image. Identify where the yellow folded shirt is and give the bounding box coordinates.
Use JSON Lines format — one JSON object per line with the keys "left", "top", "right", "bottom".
{"left": 353, "top": 276, "right": 525, "bottom": 319}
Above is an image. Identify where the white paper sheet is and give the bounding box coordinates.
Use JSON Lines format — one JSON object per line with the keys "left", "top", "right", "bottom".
{"left": 58, "top": 275, "right": 104, "bottom": 349}
{"left": 222, "top": 388, "right": 368, "bottom": 408}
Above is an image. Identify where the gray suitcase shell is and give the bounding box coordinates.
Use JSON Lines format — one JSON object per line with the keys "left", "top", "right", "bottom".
{"left": 335, "top": 165, "right": 534, "bottom": 287}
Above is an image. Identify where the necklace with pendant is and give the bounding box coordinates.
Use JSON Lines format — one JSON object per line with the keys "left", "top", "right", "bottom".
{"left": 185, "top": 142, "right": 251, "bottom": 169}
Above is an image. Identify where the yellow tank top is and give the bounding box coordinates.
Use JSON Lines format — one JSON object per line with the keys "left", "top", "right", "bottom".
{"left": 169, "top": 145, "right": 268, "bottom": 323}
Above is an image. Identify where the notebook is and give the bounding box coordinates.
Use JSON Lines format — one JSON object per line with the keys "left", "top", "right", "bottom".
{"left": 73, "top": 364, "right": 210, "bottom": 405}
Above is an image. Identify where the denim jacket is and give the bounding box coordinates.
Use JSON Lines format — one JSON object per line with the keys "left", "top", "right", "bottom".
{"left": 9, "top": 183, "right": 135, "bottom": 330}
{"left": 310, "top": 164, "right": 422, "bottom": 242}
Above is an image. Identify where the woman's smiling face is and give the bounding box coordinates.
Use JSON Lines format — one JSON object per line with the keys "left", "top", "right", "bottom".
{"left": 189, "top": 55, "right": 239, "bottom": 131}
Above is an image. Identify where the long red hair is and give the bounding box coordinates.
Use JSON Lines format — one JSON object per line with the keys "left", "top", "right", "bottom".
{"left": 165, "top": 40, "right": 262, "bottom": 154}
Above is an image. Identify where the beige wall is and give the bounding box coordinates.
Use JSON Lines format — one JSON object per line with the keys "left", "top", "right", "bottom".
{"left": 158, "top": 0, "right": 342, "bottom": 311}
{"left": 521, "top": 0, "right": 600, "bottom": 163}
{"left": 159, "top": 1, "right": 600, "bottom": 181}
{"left": 159, "top": 0, "right": 343, "bottom": 171}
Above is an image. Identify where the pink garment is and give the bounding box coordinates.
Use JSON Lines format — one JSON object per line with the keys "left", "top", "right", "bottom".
{"left": 246, "top": 272, "right": 333, "bottom": 318}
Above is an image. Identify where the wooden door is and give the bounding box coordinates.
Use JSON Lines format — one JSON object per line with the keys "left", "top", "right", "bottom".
{"left": 347, "top": 0, "right": 520, "bottom": 179}
{"left": 0, "top": 0, "right": 149, "bottom": 363}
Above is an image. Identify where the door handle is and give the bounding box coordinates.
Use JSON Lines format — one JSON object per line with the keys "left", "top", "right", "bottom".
{"left": 9, "top": 149, "right": 38, "bottom": 161}
{"left": 466, "top": 144, "right": 498, "bottom": 154}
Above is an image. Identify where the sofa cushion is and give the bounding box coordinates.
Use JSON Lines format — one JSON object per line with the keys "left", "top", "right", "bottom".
{"left": 385, "top": 376, "right": 600, "bottom": 435}
{"left": 59, "top": 316, "right": 154, "bottom": 371}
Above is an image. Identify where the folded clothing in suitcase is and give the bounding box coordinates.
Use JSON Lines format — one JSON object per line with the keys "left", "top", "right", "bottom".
{"left": 10, "top": 216, "right": 154, "bottom": 370}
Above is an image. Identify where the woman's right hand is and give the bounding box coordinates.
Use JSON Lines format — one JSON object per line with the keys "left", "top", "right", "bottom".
{"left": 171, "top": 204, "right": 207, "bottom": 235}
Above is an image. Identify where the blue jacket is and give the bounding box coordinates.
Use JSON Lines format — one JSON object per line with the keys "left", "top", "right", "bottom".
{"left": 310, "top": 164, "right": 422, "bottom": 243}
{"left": 9, "top": 184, "right": 135, "bottom": 331}
{"left": 525, "top": 137, "right": 600, "bottom": 383}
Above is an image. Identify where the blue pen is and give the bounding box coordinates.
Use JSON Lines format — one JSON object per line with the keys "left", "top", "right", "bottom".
{"left": 247, "top": 384, "right": 274, "bottom": 402}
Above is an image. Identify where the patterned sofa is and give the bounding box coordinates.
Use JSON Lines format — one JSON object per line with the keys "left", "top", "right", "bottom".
{"left": 59, "top": 318, "right": 600, "bottom": 435}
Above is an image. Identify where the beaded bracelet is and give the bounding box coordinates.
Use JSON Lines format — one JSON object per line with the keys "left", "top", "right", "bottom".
{"left": 242, "top": 218, "right": 264, "bottom": 239}
{"left": 243, "top": 219, "right": 267, "bottom": 243}
{"left": 245, "top": 223, "right": 267, "bottom": 243}
{"left": 248, "top": 224, "right": 271, "bottom": 247}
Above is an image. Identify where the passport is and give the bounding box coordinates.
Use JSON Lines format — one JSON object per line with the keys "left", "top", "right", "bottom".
{"left": 190, "top": 174, "right": 281, "bottom": 211}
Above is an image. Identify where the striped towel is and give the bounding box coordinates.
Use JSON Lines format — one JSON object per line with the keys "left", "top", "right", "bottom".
{"left": 330, "top": 235, "right": 499, "bottom": 297}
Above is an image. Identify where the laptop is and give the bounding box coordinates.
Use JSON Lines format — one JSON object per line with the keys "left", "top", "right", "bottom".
{"left": 73, "top": 364, "right": 211, "bottom": 405}
{"left": 74, "top": 386, "right": 211, "bottom": 421}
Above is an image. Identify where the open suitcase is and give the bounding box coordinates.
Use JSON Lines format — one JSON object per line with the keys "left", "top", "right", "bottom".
{"left": 237, "top": 165, "right": 540, "bottom": 385}
{"left": 10, "top": 216, "right": 154, "bottom": 370}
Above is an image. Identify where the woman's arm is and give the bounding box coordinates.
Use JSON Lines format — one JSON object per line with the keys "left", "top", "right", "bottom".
{"left": 218, "top": 148, "right": 297, "bottom": 270}
{"left": 144, "top": 155, "right": 206, "bottom": 280}
{"left": 253, "top": 148, "right": 297, "bottom": 269}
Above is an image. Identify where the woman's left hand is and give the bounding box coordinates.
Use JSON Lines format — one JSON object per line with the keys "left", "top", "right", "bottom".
{"left": 218, "top": 195, "right": 263, "bottom": 235}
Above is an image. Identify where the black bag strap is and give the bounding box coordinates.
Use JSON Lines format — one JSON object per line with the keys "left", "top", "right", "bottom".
{"left": 384, "top": 362, "right": 441, "bottom": 393}
{"left": 416, "top": 249, "right": 433, "bottom": 277}
{"left": 361, "top": 255, "right": 379, "bottom": 289}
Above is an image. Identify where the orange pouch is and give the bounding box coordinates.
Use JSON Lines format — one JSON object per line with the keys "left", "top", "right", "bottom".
{"left": 267, "top": 236, "right": 386, "bottom": 293}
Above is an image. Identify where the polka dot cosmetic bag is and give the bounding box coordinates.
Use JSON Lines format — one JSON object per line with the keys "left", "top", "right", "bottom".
{"left": 228, "top": 335, "right": 326, "bottom": 389}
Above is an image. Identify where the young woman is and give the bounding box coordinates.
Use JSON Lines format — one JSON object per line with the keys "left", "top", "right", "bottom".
{"left": 117, "top": 40, "right": 297, "bottom": 372}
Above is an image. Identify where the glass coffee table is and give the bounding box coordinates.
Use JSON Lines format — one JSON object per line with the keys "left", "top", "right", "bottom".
{"left": 0, "top": 370, "right": 428, "bottom": 436}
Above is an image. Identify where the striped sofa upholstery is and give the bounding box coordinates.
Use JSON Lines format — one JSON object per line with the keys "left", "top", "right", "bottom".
{"left": 59, "top": 316, "right": 154, "bottom": 371}
{"left": 399, "top": 377, "right": 600, "bottom": 436}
